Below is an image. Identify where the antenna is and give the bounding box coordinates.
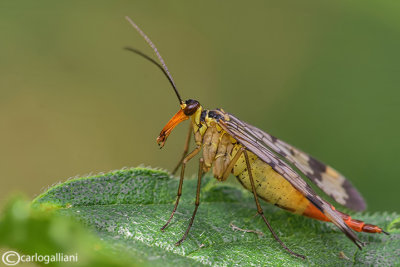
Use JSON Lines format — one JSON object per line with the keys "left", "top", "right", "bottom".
{"left": 125, "top": 16, "right": 183, "bottom": 104}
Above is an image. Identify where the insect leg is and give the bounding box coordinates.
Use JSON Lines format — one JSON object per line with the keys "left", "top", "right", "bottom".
{"left": 243, "top": 149, "right": 306, "bottom": 260}
{"left": 172, "top": 123, "right": 192, "bottom": 175}
{"left": 219, "top": 146, "right": 244, "bottom": 181}
{"left": 175, "top": 157, "right": 204, "bottom": 246}
{"left": 161, "top": 145, "right": 201, "bottom": 231}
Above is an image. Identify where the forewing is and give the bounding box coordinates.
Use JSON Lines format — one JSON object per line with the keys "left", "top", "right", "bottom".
{"left": 227, "top": 113, "right": 365, "bottom": 211}
{"left": 216, "top": 111, "right": 364, "bottom": 248}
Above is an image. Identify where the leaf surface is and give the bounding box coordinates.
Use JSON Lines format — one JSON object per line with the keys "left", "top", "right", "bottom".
{"left": 17, "top": 168, "right": 400, "bottom": 266}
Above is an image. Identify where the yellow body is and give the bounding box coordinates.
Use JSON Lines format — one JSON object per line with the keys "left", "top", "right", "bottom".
{"left": 191, "top": 107, "right": 312, "bottom": 215}
{"left": 231, "top": 145, "right": 310, "bottom": 214}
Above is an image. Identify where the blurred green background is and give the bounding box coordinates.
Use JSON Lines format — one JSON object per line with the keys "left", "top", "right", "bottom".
{"left": 0, "top": 0, "right": 399, "bottom": 213}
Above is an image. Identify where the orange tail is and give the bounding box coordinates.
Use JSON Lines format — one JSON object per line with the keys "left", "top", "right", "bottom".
{"left": 303, "top": 203, "right": 388, "bottom": 234}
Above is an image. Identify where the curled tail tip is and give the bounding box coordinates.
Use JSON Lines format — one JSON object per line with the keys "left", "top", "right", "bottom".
{"left": 382, "top": 229, "right": 390, "bottom": 235}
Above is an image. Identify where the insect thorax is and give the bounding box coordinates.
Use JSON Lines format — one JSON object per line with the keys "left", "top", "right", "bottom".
{"left": 189, "top": 108, "right": 234, "bottom": 180}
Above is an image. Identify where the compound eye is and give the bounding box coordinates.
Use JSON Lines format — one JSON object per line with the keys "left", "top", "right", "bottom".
{"left": 183, "top": 99, "right": 200, "bottom": 116}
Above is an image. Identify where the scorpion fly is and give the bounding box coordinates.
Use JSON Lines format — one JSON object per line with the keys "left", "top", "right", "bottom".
{"left": 125, "top": 16, "right": 388, "bottom": 259}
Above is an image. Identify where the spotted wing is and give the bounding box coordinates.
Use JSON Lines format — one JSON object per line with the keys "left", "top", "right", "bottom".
{"left": 216, "top": 111, "right": 364, "bottom": 249}
{"left": 226, "top": 113, "right": 365, "bottom": 211}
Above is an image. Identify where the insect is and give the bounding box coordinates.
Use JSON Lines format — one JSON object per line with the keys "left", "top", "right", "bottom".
{"left": 125, "top": 16, "right": 388, "bottom": 259}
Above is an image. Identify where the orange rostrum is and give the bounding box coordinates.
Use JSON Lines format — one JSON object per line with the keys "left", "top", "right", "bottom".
{"left": 156, "top": 108, "right": 188, "bottom": 148}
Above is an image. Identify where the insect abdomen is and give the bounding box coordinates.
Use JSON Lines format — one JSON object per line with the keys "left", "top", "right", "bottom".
{"left": 231, "top": 146, "right": 386, "bottom": 234}
{"left": 231, "top": 146, "right": 310, "bottom": 214}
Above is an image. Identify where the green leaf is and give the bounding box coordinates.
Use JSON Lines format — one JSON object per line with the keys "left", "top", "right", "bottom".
{"left": 3, "top": 167, "right": 399, "bottom": 266}
{"left": 0, "top": 195, "right": 135, "bottom": 267}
